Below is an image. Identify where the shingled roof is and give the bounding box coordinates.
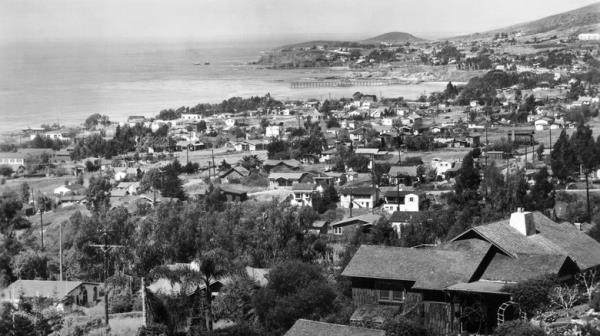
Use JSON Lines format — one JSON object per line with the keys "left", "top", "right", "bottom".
{"left": 284, "top": 319, "right": 385, "bottom": 336}
{"left": 453, "top": 211, "right": 600, "bottom": 270}
{"left": 342, "top": 244, "right": 489, "bottom": 290}
{"left": 480, "top": 253, "right": 578, "bottom": 282}
{"left": 332, "top": 214, "right": 381, "bottom": 228}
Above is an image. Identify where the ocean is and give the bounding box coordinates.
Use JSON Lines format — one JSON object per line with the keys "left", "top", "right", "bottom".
{"left": 0, "top": 40, "right": 447, "bottom": 135}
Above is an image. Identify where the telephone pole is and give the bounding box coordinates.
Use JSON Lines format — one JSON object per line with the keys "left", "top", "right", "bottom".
{"left": 90, "top": 227, "right": 123, "bottom": 326}
{"left": 59, "top": 220, "right": 63, "bottom": 282}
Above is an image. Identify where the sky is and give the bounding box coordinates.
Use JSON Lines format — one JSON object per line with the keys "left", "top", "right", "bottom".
{"left": 0, "top": 0, "right": 598, "bottom": 44}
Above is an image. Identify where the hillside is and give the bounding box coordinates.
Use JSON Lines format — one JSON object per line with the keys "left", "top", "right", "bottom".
{"left": 458, "top": 2, "right": 600, "bottom": 39}
{"left": 499, "top": 2, "right": 600, "bottom": 35}
{"left": 360, "top": 31, "right": 425, "bottom": 44}
{"left": 276, "top": 31, "right": 425, "bottom": 50}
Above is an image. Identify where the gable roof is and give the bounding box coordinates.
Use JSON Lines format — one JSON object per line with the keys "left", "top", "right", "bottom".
{"left": 342, "top": 244, "right": 489, "bottom": 290}
{"left": 383, "top": 190, "right": 419, "bottom": 198}
{"left": 0, "top": 280, "right": 98, "bottom": 301}
{"left": 480, "top": 253, "right": 577, "bottom": 283}
{"left": 220, "top": 166, "right": 250, "bottom": 179}
{"left": 268, "top": 172, "right": 308, "bottom": 180}
{"left": 389, "top": 165, "right": 419, "bottom": 177}
{"left": 284, "top": 319, "right": 384, "bottom": 336}
{"left": 355, "top": 148, "right": 387, "bottom": 155}
{"left": 292, "top": 183, "right": 316, "bottom": 191}
{"left": 332, "top": 214, "right": 381, "bottom": 228}
{"left": 452, "top": 211, "right": 600, "bottom": 270}
{"left": 339, "top": 187, "right": 378, "bottom": 196}
{"left": 263, "top": 159, "right": 301, "bottom": 168}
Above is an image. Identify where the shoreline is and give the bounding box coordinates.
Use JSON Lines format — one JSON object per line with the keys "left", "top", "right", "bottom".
{"left": 0, "top": 80, "right": 449, "bottom": 137}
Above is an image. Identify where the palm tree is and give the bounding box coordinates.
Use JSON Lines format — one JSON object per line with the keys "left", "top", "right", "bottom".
{"left": 151, "top": 255, "right": 227, "bottom": 331}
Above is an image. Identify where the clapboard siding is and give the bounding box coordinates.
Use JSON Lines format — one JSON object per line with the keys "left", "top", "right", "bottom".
{"left": 351, "top": 287, "right": 379, "bottom": 306}
{"left": 422, "top": 301, "right": 460, "bottom": 336}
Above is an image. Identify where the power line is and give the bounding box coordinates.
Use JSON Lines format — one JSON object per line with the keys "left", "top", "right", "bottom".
{"left": 89, "top": 226, "right": 124, "bottom": 326}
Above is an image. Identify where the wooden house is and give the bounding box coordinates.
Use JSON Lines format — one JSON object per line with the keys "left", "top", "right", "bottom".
{"left": 219, "top": 166, "right": 250, "bottom": 183}
{"left": 342, "top": 209, "right": 600, "bottom": 334}
{"left": 268, "top": 172, "right": 313, "bottom": 188}
{"left": 219, "top": 185, "right": 248, "bottom": 202}
{"left": 330, "top": 214, "right": 381, "bottom": 238}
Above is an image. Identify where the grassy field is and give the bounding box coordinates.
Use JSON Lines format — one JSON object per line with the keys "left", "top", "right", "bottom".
{"left": 0, "top": 174, "right": 82, "bottom": 196}
{"left": 172, "top": 149, "right": 268, "bottom": 168}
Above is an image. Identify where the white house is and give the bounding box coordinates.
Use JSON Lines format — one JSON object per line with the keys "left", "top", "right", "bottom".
{"left": 339, "top": 187, "right": 379, "bottom": 209}
{"left": 534, "top": 119, "right": 550, "bottom": 131}
{"left": 225, "top": 118, "right": 236, "bottom": 128}
{"left": 578, "top": 33, "right": 600, "bottom": 41}
{"left": 0, "top": 280, "right": 102, "bottom": 308}
{"left": 265, "top": 125, "right": 283, "bottom": 138}
{"left": 382, "top": 191, "right": 421, "bottom": 214}
{"left": 0, "top": 152, "right": 25, "bottom": 169}
{"left": 180, "top": 113, "right": 203, "bottom": 122}
{"left": 381, "top": 118, "right": 394, "bottom": 126}
{"left": 431, "top": 158, "right": 454, "bottom": 177}
{"left": 291, "top": 183, "right": 316, "bottom": 207}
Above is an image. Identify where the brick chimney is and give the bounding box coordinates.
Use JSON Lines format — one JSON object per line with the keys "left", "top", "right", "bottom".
{"left": 509, "top": 208, "right": 536, "bottom": 236}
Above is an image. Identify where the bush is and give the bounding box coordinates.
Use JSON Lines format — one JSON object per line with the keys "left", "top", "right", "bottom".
{"left": 188, "top": 323, "right": 261, "bottom": 336}
{"left": 493, "top": 320, "right": 546, "bottom": 336}
{"left": 581, "top": 324, "right": 600, "bottom": 336}
{"left": 109, "top": 290, "right": 134, "bottom": 313}
{"left": 0, "top": 165, "right": 13, "bottom": 177}
{"left": 383, "top": 316, "right": 431, "bottom": 336}
{"left": 502, "top": 275, "right": 558, "bottom": 316}
{"left": 136, "top": 324, "right": 168, "bottom": 336}
{"left": 591, "top": 291, "right": 600, "bottom": 311}
{"left": 252, "top": 261, "right": 336, "bottom": 334}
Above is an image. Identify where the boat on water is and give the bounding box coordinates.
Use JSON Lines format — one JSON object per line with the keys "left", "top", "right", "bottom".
{"left": 193, "top": 61, "right": 211, "bottom": 66}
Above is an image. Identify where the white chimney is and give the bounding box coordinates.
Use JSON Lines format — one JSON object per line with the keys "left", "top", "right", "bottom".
{"left": 509, "top": 208, "right": 536, "bottom": 236}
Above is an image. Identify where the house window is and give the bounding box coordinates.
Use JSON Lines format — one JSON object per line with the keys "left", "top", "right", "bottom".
{"left": 408, "top": 197, "right": 414, "bottom": 202}
{"left": 378, "top": 289, "right": 405, "bottom": 303}
{"left": 333, "top": 227, "right": 342, "bottom": 235}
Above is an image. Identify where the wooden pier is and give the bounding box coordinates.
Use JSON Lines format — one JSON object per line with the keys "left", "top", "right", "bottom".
{"left": 290, "top": 79, "right": 414, "bottom": 89}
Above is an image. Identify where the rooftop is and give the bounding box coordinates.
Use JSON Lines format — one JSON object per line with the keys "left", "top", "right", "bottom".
{"left": 454, "top": 211, "right": 600, "bottom": 270}
{"left": 332, "top": 214, "right": 382, "bottom": 228}
{"left": 284, "top": 319, "right": 384, "bottom": 336}
{"left": 342, "top": 243, "right": 488, "bottom": 290}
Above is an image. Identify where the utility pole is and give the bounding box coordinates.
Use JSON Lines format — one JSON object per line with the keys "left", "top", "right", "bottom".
{"left": 349, "top": 189, "right": 353, "bottom": 217}
{"left": 397, "top": 174, "right": 401, "bottom": 213}
{"left": 141, "top": 277, "right": 147, "bottom": 327}
{"left": 90, "top": 227, "right": 123, "bottom": 326}
{"left": 211, "top": 149, "right": 216, "bottom": 178}
{"left": 38, "top": 191, "right": 44, "bottom": 251}
{"left": 59, "top": 220, "right": 63, "bottom": 282}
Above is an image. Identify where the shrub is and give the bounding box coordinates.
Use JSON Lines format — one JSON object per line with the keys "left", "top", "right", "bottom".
{"left": 0, "top": 165, "right": 13, "bottom": 177}
{"left": 502, "top": 275, "right": 558, "bottom": 316}
{"left": 591, "top": 291, "right": 600, "bottom": 311}
{"left": 136, "top": 324, "right": 168, "bottom": 336}
{"left": 109, "top": 290, "right": 134, "bottom": 313}
{"left": 493, "top": 320, "right": 546, "bottom": 336}
{"left": 383, "top": 316, "right": 431, "bottom": 336}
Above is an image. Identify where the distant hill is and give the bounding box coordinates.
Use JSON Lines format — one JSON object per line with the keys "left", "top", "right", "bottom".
{"left": 360, "top": 31, "right": 425, "bottom": 44}
{"left": 459, "top": 2, "right": 600, "bottom": 39}
{"left": 276, "top": 32, "right": 425, "bottom": 50}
